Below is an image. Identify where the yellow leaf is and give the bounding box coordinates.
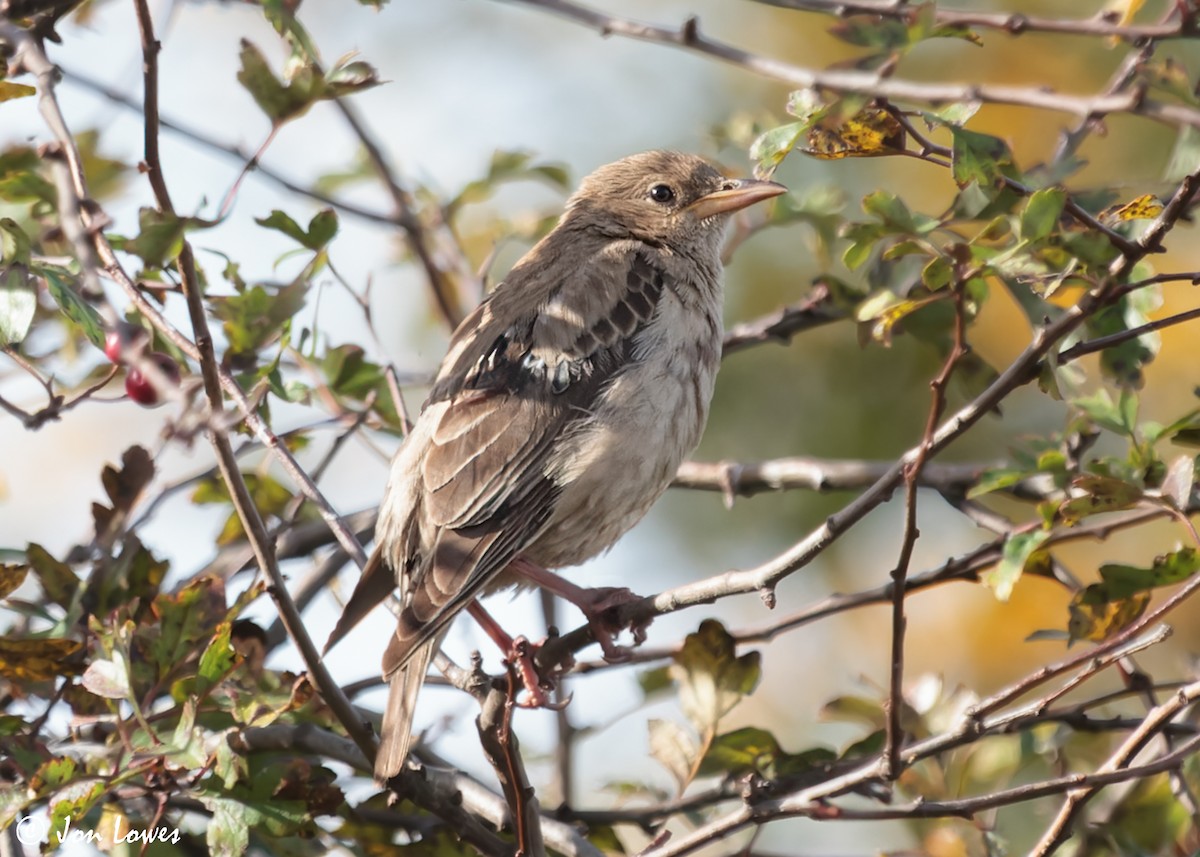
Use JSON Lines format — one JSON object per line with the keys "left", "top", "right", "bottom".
{"left": 1106, "top": 0, "right": 1145, "bottom": 26}
{"left": 1068, "top": 589, "right": 1150, "bottom": 643}
{"left": 856, "top": 293, "right": 942, "bottom": 346}
{"left": 1099, "top": 194, "right": 1164, "bottom": 225}
{"left": 803, "top": 110, "right": 906, "bottom": 160}
{"left": 0, "top": 82, "right": 36, "bottom": 103}
{"left": 0, "top": 564, "right": 28, "bottom": 600}
{"left": 0, "top": 637, "right": 84, "bottom": 682}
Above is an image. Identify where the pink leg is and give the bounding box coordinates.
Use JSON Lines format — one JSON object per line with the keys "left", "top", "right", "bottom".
{"left": 466, "top": 601, "right": 564, "bottom": 709}
{"left": 509, "top": 557, "right": 650, "bottom": 661}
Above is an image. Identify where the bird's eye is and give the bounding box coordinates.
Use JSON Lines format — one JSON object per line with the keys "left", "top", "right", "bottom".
{"left": 648, "top": 184, "right": 675, "bottom": 204}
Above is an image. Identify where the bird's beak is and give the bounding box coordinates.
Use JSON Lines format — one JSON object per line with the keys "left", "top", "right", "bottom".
{"left": 687, "top": 178, "right": 787, "bottom": 219}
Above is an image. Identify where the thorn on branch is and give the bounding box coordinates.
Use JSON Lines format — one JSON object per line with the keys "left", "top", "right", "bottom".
{"left": 681, "top": 15, "right": 699, "bottom": 45}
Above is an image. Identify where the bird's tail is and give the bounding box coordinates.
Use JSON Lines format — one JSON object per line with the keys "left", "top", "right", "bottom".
{"left": 375, "top": 639, "right": 435, "bottom": 783}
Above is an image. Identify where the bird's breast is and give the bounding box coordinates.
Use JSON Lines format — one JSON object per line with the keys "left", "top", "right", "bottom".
{"left": 525, "top": 287, "right": 722, "bottom": 569}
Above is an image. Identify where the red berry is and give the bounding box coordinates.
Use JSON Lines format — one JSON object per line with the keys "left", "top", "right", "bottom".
{"left": 104, "top": 323, "right": 148, "bottom": 365}
{"left": 124, "top": 352, "right": 181, "bottom": 406}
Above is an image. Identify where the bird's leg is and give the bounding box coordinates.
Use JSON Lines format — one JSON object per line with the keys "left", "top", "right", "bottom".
{"left": 465, "top": 601, "right": 565, "bottom": 709}
{"left": 509, "top": 557, "right": 650, "bottom": 661}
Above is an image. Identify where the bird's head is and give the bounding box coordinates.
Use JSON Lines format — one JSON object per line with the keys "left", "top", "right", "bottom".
{"left": 563, "top": 151, "right": 787, "bottom": 256}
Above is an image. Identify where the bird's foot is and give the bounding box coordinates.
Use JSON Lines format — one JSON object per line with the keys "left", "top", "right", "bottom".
{"left": 509, "top": 556, "right": 653, "bottom": 662}
{"left": 507, "top": 635, "right": 572, "bottom": 710}
{"left": 570, "top": 586, "right": 651, "bottom": 662}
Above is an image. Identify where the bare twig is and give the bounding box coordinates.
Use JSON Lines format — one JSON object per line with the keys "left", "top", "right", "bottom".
{"left": 752, "top": 0, "right": 1198, "bottom": 42}
{"left": 131, "top": 0, "right": 376, "bottom": 764}
{"left": 489, "top": 0, "right": 1200, "bottom": 129}
{"left": 1031, "top": 678, "right": 1200, "bottom": 855}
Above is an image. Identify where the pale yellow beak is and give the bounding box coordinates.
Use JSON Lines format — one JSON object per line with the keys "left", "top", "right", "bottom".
{"left": 687, "top": 178, "right": 787, "bottom": 219}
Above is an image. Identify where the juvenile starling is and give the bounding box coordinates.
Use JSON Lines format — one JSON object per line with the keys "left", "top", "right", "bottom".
{"left": 331, "top": 151, "right": 786, "bottom": 781}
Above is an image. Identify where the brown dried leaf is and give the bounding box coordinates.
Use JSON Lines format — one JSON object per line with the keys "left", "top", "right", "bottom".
{"left": 0, "top": 637, "right": 84, "bottom": 682}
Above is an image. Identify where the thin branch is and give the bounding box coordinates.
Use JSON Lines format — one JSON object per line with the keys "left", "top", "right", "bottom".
{"left": 1031, "top": 678, "right": 1200, "bottom": 855}
{"left": 672, "top": 456, "right": 998, "bottom": 502}
{"left": 721, "top": 282, "right": 844, "bottom": 356}
{"left": 57, "top": 64, "right": 395, "bottom": 227}
{"left": 602, "top": 155, "right": 1200, "bottom": 634}
{"left": 1059, "top": 303, "right": 1200, "bottom": 364}
{"left": 130, "top": 0, "right": 376, "bottom": 764}
{"left": 489, "top": 0, "right": 1200, "bottom": 130}
{"left": 882, "top": 282, "right": 968, "bottom": 777}
{"left": 642, "top": 706, "right": 1200, "bottom": 857}
{"left": 327, "top": 82, "right": 474, "bottom": 328}
{"left": 5, "top": 24, "right": 370, "bottom": 574}
{"left": 751, "top": 0, "right": 1198, "bottom": 42}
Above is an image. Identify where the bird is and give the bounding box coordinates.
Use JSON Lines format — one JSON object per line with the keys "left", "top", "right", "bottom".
{"left": 327, "top": 150, "right": 786, "bottom": 782}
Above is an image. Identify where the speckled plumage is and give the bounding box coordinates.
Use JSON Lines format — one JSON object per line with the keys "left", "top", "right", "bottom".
{"left": 328, "top": 151, "right": 785, "bottom": 781}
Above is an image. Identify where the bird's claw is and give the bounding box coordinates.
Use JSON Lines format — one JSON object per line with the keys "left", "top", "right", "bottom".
{"left": 572, "top": 586, "right": 652, "bottom": 663}
{"left": 505, "top": 635, "right": 573, "bottom": 709}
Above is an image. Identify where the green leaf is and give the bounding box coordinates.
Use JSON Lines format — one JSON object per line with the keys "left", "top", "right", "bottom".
{"left": 324, "top": 55, "right": 381, "bottom": 98}
{"left": 75, "top": 130, "right": 131, "bottom": 201}
{"left": 1165, "top": 124, "right": 1200, "bottom": 183}
{"left": 750, "top": 122, "right": 807, "bottom": 178}
{"left": 828, "top": 16, "right": 910, "bottom": 49}
{"left": 47, "top": 782, "right": 104, "bottom": 842}
{"left": 1098, "top": 548, "right": 1200, "bottom": 597}
{"left": 193, "top": 474, "right": 294, "bottom": 545}
{"left": 205, "top": 796, "right": 251, "bottom": 857}
{"left": 0, "top": 264, "right": 36, "bottom": 346}
{"left": 863, "top": 190, "right": 918, "bottom": 232}
{"left": 237, "top": 41, "right": 379, "bottom": 127}
{"left": 256, "top": 208, "right": 338, "bottom": 251}
{"left": 0, "top": 217, "right": 33, "bottom": 265}
{"left": 210, "top": 277, "right": 308, "bottom": 359}
{"left": 150, "top": 575, "right": 228, "bottom": 682}
{"left": 1058, "top": 474, "right": 1144, "bottom": 525}
{"left": 1086, "top": 290, "right": 1161, "bottom": 388}
{"left": 1072, "top": 389, "right": 1135, "bottom": 435}
{"left": 26, "top": 543, "right": 79, "bottom": 609}
{"left": 637, "top": 665, "right": 672, "bottom": 699}
{"left": 39, "top": 266, "right": 105, "bottom": 348}
{"left": 1103, "top": 773, "right": 1191, "bottom": 852}
{"left": 922, "top": 101, "right": 981, "bottom": 127}
{"left": 197, "top": 621, "right": 237, "bottom": 693}
{"left": 966, "top": 467, "right": 1028, "bottom": 499}
{"left": 982, "top": 530, "right": 1050, "bottom": 602}
{"left": 697, "top": 727, "right": 836, "bottom": 779}
{"left": 255, "top": 209, "right": 307, "bottom": 245}
{"left": 449, "top": 151, "right": 572, "bottom": 214}
{"left": 123, "top": 207, "right": 188, "bottom": 268}
{"left": 950, "top": 127, "right": 1014, "bottom": 187}
{"left": 237, "top": 40, "right": 316, "bottom": 125}
{"left": 319, "top": 343, "right": 370, "bottom": 393}
{"left": 670, "top": 619, "right": 761, "bottom": 736}
{"left": 1020, "top": 188, "right": 1066, "bottom": 242}
{"left": 697, "top": 726, "right": 782, "bottom": 778}
{"left": 921, "top": 254, "right": 953, "bottom": 290}
{"left": 820, "top": 694, "right": 884, "bottom": 730}
{"left": 305, "top": 209, "right": 338, "bottom": 249}
{"left": 841, "top": 222, "right": 885, "bottom": 270}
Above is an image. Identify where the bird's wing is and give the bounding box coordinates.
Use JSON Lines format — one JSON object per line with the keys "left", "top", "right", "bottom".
{"left": 380, "top": 242, "right": 669, "bottom": 678}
